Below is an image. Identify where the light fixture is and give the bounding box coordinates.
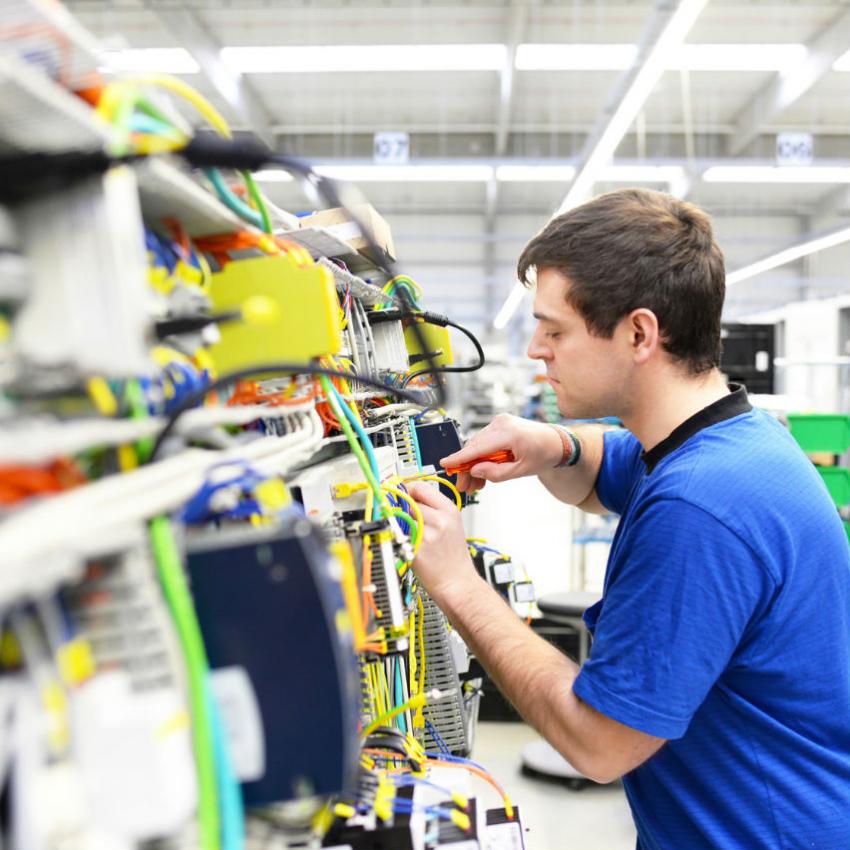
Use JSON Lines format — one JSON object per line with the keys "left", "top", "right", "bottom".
{"left": 727, "top": 225, "right": 850, "bottom": 285}
{"left": 313, "top": 164, "right": 494, "bottom": 182}
{"left": 671, "top": 43, "right": 806, "bottom": 71}
{"left": 703, "top": 166, "right": 850, "bottom": 184}
{"left": 493, "top": 282, "right": 528, "bottom": 330}
{"left": 99, "top": 48, "right": 200, "bottom": 75}
{"left": 496, "top": 165, "right": 576, "bottom": 182}
{"left": 556, "top": 0, "right": 708, "bottom": 214}
{"left": 219, "top": 44, "right": 506, "bottom": 73}
{"left": 599, "top": 165, "right": 686, "bottom": 182}
{"left": 252, "top": 170, "right": 294, "bottom": 183}
{"left": 516, "top": 43, "right": 804, "bottom": 72}
{"left": 515, "top": 44, "right": 637, "bottom": 71}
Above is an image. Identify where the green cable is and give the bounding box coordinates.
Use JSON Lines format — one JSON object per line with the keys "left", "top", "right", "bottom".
{"left": 389, "top": 508, "right": 419, "bottom": 546}
{"left": 318, "top": 375, "right": 391, "bottom": 520}
{"left": 124, "top": 379, "right": 154, "bottom": 462}
{"left": 149, "top": 516, "right": 220, "bottom": 850}
{"left": 242, "top": 171, "right": 273, "bottom": 234}
{"left": 205, "top": 169, "right": 263, "bottom": 230}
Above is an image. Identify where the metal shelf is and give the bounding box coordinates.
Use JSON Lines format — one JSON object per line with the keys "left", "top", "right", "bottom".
{"left": 0, "top": 52, "right": 110, "bottom": 154}
{"left": 135, "top": 158, "right": 252, "bottom": 237}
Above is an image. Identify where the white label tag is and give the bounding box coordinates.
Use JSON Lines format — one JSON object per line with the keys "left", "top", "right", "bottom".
{"left": 776, "top": 131, "right": 813, "bottom": 166}
{"left": 373, "top": 131, "right": 410, "bottom": 164}
{"left": 485, "top": 821, "right": 524, "bottom": 850}
{"left": 492, "top": 561, "right": 515, "bottom": 584}
{"left": 209, "top": 666, "right": 265, "bottom": 782}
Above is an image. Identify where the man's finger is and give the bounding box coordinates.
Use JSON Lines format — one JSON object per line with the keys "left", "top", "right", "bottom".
{"left": 407, "top": 480, "right": 456, "bottom": 511}
{"left": 468, "top": 461, "right": 518, "bottom": 483}
{"left": 439, "top": 436, "right": 508, "bottom": 471}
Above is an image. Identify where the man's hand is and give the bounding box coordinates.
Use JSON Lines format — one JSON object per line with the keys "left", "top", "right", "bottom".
{"left": 439, "top": 414, "right": 563, "bottom": 493}
{"left": 407, "top": 481, "right": 482, "bottom": 607}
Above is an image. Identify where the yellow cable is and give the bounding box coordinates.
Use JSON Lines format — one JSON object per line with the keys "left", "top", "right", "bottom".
{"left": 417, "top": 594, "right": 426, "bottom": 696}
{"left": 415, "top": 475, "right": 462, "bottom": 511}
{"left": 362, "top": 692, "right": 427, "bottom": 738}
{"left": 121, "top": 74, "right": 232, "bottom": 137}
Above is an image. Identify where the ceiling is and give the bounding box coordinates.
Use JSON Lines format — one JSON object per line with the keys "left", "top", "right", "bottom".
{"left": 61, "top": 0, "right": 850, "bottom": 338}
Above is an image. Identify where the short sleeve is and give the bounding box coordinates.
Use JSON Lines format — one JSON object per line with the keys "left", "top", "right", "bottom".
{"left": 595, "top": 429, "right": 644, "bottom": 515}
{"left": 572, "top": 499, "right": 774, "bottom": 739}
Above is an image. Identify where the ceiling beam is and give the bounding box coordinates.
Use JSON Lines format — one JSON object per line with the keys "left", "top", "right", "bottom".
{"left": 148, "top": 4, "right": 275, "bottom": 146}
{"left": 727, "top": 6, "right": 850, "bottom": 156}
{"left": 556, "top": 0, "right": 708, "bottom": 214}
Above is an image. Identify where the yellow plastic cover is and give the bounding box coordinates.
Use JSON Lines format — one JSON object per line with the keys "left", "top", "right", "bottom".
{"left": 404, "top": 321, "right": 453, "bottom": 368}
{"left": 207, "top": 254, "right": 342, "bottom": 373}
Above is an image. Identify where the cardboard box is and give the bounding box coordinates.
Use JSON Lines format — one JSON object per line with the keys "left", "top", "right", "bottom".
{"left": 298, "top": 204, "right": 395, "bottom": 264}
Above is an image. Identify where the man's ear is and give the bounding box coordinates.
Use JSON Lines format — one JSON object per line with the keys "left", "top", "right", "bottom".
{"left": 626, "top": 308, "right": 661, "bottom": 365}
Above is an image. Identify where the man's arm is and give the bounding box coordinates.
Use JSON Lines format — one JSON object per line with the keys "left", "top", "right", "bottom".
{"left": 407, "top": 482, "right": 665, "bottom": 783}
{"left": 536, "top": 424, "right": 607, "bottom": 513}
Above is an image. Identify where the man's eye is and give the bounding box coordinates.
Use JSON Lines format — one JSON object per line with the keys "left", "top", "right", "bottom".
{"left": 547, "top": 332, "right": 561, "bottom": 340}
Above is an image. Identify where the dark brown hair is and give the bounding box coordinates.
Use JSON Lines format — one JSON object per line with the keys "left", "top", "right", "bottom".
{"left": 517, "top": 188, "right": 726, "bottom": 375}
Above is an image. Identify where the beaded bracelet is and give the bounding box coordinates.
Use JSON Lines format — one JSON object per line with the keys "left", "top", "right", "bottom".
{"left": 547, "top": 424, "right": 582, "bottom": 468}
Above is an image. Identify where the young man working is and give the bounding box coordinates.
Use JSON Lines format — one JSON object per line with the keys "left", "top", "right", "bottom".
{"left": 407, "top": 189, "right": 850, "bottom": 849}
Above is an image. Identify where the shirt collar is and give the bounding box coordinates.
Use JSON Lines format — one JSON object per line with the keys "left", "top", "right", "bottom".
{"left": 640, "top": 383, "right": 751, "bottom": 474}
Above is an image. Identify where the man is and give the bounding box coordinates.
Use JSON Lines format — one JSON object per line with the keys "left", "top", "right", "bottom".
{"left": 407, "top": 189, "right": 850, "bottom": 849}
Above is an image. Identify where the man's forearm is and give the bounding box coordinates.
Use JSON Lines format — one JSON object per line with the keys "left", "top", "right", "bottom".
{"left": 537, "top": 424, "right": 606, "bottom": 510}
{"left": 440, "top": 574, "right": 619, "bottom": 781}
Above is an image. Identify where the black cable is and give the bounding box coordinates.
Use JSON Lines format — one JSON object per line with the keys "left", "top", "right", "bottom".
{"left": 401, "top": 318, "right": 485, "bottom": 387}
{"left": 178, "top": 134, "right": 445, "bottom": 406}
{"left": 146, "top": 362, "right": 426, "bottom": 463}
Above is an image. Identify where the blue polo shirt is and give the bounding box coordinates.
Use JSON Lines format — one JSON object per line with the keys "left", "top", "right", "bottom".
{"left": 572, "top": 386, "right": 850, "bottom": 850}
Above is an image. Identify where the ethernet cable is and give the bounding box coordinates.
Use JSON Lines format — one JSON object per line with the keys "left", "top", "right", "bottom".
{"left": 97, "top": 74, "right": 273, "bottom": 233}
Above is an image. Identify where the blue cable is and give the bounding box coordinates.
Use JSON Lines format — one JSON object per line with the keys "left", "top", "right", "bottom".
{"left": 425, "top": 748, "right": 491, "bottom": 774}
{"left": 425, "top": 720, "right": 452, "bottom": 756}
{"left": 394, "top": 660, "right": 408, "bottom": 735}
{"left": 408, "top": 418, "right": 424, "bottom": 470}
{"left": 205, "top": 168, "right": 264, "bottom": 230}
{"left": 326, "top": 381, "right": 381, "bottom": 482}
{"left": 207, "top": 680, "right": 245, "bottom": 850}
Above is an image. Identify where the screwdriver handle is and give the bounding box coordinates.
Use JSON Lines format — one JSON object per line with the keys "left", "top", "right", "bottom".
{"left": 444, "top": 449, "right": 516, "bottom": 475}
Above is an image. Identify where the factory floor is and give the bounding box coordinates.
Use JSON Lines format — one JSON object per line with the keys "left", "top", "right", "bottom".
{"left": 473, "top": 722, "right": 636, "bottom": 850}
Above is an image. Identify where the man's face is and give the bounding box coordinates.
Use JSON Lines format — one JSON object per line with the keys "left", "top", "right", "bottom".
{"left": 526, "top": 267, "right": 632, "bottom": 419}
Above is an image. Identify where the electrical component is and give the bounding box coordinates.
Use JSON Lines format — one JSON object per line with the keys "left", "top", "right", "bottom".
{"left": 186, "top": 519, "right": 360, "bottom": 805}
{"left": 206, "top": 252, "right": 342, "bottom": 373}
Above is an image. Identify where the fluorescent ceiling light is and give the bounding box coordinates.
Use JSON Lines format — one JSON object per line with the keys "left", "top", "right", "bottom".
{"left": 517, "top": 43, "right": 804, "bottom": 72}
{"left": 496, "top": 165, "right": 576, "bottom": 182}
{"left": 599, "top": 165, "right": 686, "bottom": 182}
{"left": 516, "top": 44, "right": 636, "bottom": 71}
{"left": 833, "top": 49, "right": 850, "bottom": 71}
{"left": 220, "top": 44, "right": 506, "bottom": 73}
{"left": 253, "top": 170, "right": 294, "bottom": 183}
{"left": 493, "top": 282, "right": 528, "bottom": 330}
{"left": 703, "top": 166, "right": 850, "bottom": 183}
{"left": 557, "top": 0, "right": 708, "bottom": 214}
{"left": 727, "top": 225, "right": 850, "bottom": 285}
{"left": 494, "top": 164, "right": 684, "bottom": 184}
{"left": 313, "top": 165, "right": 494, "bottom": 182}
{"left": 99, "top": 48, "right": 200, "bottom": 74}
{"left": 670, "top": 43, "right": 806, "bottom": 71}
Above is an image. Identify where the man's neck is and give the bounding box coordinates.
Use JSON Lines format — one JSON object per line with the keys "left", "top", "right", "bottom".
{"left": 622, "top": 368, "right": 731, "bottom": 452}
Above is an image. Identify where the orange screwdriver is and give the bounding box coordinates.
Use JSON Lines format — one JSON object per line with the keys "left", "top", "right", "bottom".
{"left": 443, "top": 449, "right": 516, "bottom": 476}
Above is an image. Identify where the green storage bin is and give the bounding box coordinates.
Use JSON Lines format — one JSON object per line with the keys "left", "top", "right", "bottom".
{"left": 788, "top": 413, "right": 850, "bottom": 454}
{"left": 818, "top": 467, "right": 850, "bottom": 507}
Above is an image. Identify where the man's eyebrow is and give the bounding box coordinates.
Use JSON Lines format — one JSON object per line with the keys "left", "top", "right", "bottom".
{"left": 532, "top": 311, "right": 560, "bottom": 323}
